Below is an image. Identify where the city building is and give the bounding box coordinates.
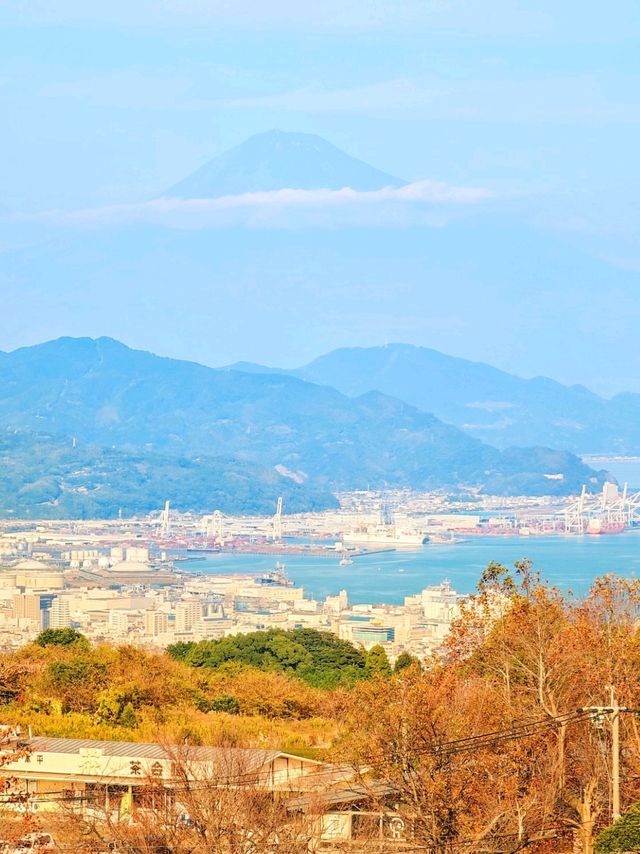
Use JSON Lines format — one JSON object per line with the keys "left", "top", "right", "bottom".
{"left": 174, "top": 601, "right": 203, "bottom": 633}
{"left": 144, "top": 610, "right": 168, "bottom": 636}
{"left": 12, "top": 593, "right": 42, "bottom": 623}
{"left": 48, "top": 598, "right": 72, "bottom": 629}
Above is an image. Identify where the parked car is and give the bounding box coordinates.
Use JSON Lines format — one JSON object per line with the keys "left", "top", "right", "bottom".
{"left": 1, "top": 833, "right": 55, "bottom": 852}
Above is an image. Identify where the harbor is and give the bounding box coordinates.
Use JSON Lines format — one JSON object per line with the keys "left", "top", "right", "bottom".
{"left": 187, "top": 542, "right": 398, "bottom": 558}
{"left": 181, "top": 528, "right": 640, "bottom": 603}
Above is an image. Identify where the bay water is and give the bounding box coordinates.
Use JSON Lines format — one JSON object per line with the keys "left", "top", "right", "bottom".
{"left": 183, "top": 531, "right": 640, "bottom": 604}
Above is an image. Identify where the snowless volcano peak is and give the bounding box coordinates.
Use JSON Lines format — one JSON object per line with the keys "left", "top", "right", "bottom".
{"left": 165, "top": 130, "right": 406, "bottom": 199}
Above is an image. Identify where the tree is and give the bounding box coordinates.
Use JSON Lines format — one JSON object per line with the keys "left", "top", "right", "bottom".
{"left": 596, "top": 802, "right": 640, "bottom": 853}
{"left": 210, "top": 694, "right": 240, "bottom": 714}
{"left": 0, "top": 660, "right": 31, "bottom": 703}
{"left": 35, "top": 628, "right": 88, "bottom": 648}
{"left": 477, "top": 560, "right": 516, "bottom": 597}
{"left": 171, "top": 628, "right": 369, "bottom": 689}
{"left": 365, "top": 645, "right": 392, "bottom": 678}
{"left": 46, "top": 658, "right": 108, "bottom": 713}
{"left": 118, "top": 703, "right": 138, "bottom": 729}
{"left": 342, "top": 569, "right": 640, "bottom": 853}
{"left": 166, "top": 641, "right": 194, "bottom": 661}
{"left": 393, "top": 651, "right": 421, "bottom": 673}
{"left": 339, "top": 667, "right": 541, "bottom": 852}
{"left": 95, "top": 686, "right": 143, "bottom": 726}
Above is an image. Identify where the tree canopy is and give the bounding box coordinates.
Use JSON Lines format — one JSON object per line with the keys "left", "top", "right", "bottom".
{"left": 35, "top": 628, "right": 88, "bottom": 648}
{"left": 168, "top": 628, "right": 368, "bottom": 689}
{"left": 596, "top": 803, "right": 640, "bottom": 854}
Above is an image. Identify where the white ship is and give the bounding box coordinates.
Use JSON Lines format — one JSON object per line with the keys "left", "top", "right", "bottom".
{"left": 342, "top": 524, "right": 427, "bottom": 547}
{"left": 426, "top": 532, "right": 460, "bottom": 545}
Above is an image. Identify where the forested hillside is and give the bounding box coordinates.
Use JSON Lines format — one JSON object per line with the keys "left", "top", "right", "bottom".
{"left": 0, "top": 432, "right": 337, "bottom": 518}
{"left": 0, "top": 338, "right": 611, "bottom": 519}
{"left": 288, "top": 343, "right": 640, "bottom": 453}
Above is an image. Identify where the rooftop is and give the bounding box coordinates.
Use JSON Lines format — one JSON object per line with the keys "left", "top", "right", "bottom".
{"left": 24, "top": 736, "right": 319, "bottom": 772}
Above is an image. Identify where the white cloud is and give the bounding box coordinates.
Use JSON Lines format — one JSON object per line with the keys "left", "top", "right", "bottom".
{"left": 41, "top": 71, "right": 194, "bottom": 110}
{"left": 2, "top": 0, "right": 552, "bottom": 36}
{"left": 14, "top": 181, "right": 494, "bottom": 230}
{"left": 35, "top": 67, "right": 640, "bottom": 128}
{"left": 218, "top": 75, "right": 640, "bottom": 125}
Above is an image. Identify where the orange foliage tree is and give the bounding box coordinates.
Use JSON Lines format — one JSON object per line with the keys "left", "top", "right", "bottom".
{"left": 339, "top": 566, "right": 640, "bottom": 853}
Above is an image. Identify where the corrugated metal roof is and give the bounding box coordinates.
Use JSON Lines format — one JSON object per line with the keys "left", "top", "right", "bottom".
{"left": 27, "top": 737, "right": 282, "bottom": 769}
{"left": 286, "top": 781, "right": 397, "bottom": 811}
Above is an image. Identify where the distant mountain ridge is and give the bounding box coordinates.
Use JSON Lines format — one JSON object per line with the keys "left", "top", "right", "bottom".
{"left": 228, "top": 343, "right": 640, "bottom": 455}
{"left": 5, "top": 211, "right": 640, "bottom": 397}
{"left": 165, "top": 130, "right": 406, "bottom": 199}
{"left": 0, "top": 337, "right": 609, "bottom": 518}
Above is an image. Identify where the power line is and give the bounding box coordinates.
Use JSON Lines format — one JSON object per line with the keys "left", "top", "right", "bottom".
{"left": 407, "top": 709, "right": 596, "bottom": 758}
{"left": 0, "top": 710, "right": 607, "bottom": 804}
{"left": 6, "top": 703, "right": 640, "bottom": 852}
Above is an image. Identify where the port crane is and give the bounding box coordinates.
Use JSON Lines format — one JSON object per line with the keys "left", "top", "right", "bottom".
{"left": 159, "top": 500, "right": 171, "bottom": 536}
{"left": 563, "top": 483, "right": 640, "bottom": 533}
{"left": 203, "top": 510, "right": 226, "bottom": 546}
{"left": 272, "top": 496, "right": 283, "bottom": 541}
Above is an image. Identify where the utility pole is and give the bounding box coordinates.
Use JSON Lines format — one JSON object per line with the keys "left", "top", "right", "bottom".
{"left": 611, "top": 686, "right": 621, "bottom": 821}
{"left": 580, "top": 688, "right": 625, "bottom": 822}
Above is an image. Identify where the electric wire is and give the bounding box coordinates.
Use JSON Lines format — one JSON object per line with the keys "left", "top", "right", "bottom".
{"left": 2, "top": 706, "right": 637, "bottom": 853}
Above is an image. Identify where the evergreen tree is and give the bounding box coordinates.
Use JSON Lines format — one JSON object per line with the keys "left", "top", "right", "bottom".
{"left": 35, "top": 628, "right": 88, "bottom": 648}
{"left": 365, "top": 644, "right": 392, "bottom": 677}
{"left": 393, "top": 651, "right": 421, "bottom": 673}
{"left": 118, "top": 702, "right": 138, "bottom": 729}
{"left": 596, "top": 803, "right": 640, "bottom": 854}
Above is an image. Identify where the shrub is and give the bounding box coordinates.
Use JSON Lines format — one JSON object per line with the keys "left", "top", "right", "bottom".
{"left": 210, "top": 694, "right": 241, "bottom": 715}
{"left": 35, "top": 628, "right": 88, "bottom": 649}
{"left": 596, "top": 803, "right": 640, "bottom": 854}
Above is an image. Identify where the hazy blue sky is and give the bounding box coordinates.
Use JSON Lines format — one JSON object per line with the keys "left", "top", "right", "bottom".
{"left": 2, "top": 2, "right": 640, "bottom": 392}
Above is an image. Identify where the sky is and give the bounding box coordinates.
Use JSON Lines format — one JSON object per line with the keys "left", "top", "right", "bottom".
{"left": 1, "top": 1, "right": 640, "bottom": 393}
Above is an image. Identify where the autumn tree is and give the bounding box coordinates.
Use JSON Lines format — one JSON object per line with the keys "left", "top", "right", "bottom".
{"left": 341, "top": 565, "right": 640, "bottom": 854}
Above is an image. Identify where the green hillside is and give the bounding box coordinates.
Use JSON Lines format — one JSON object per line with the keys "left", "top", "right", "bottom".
{"left": 0, "top": 432, "right": 337, "bottom": 518}
{"left": 0, "top": 337, "right": 611, "bottom": 517}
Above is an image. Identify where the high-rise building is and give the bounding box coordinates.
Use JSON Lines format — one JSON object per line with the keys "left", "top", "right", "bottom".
{"left": 12, "top": 593, "right": 42, "bottom": 623}
{"left": 39, "top": 593, "right": 57, "bottom": 626}
{"left": 49, "top": 598, "right": 72, "bottom": 629}
{"left": 108, "top": 610, "right": 133, "bottom": 634}
{"left": 144, "top": 611, "right": 169, "bottom": 636}
{"left": 174, "top": 601, "right": 203, "bottom": 633}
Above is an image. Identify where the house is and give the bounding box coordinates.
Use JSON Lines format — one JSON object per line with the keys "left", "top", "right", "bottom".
{"left": 0, "top": 730, "right": 323, "bottom": 803}
{"left": 0, "top": 727, "right": 412, "bottom": 849}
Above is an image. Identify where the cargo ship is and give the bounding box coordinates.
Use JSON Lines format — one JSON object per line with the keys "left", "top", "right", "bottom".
{"left": 254, "top": 562, "right": 294, "bottom": 586}
{"left": 342, "top": 524, "right": 427, "bottom": 547}
{"left": 586, "top": 519, "right": 625, "bottom": 535}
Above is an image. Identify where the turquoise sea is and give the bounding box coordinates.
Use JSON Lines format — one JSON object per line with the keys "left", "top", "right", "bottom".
{"left": 182, "top": 531, "right": 640, "bottom": 604}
